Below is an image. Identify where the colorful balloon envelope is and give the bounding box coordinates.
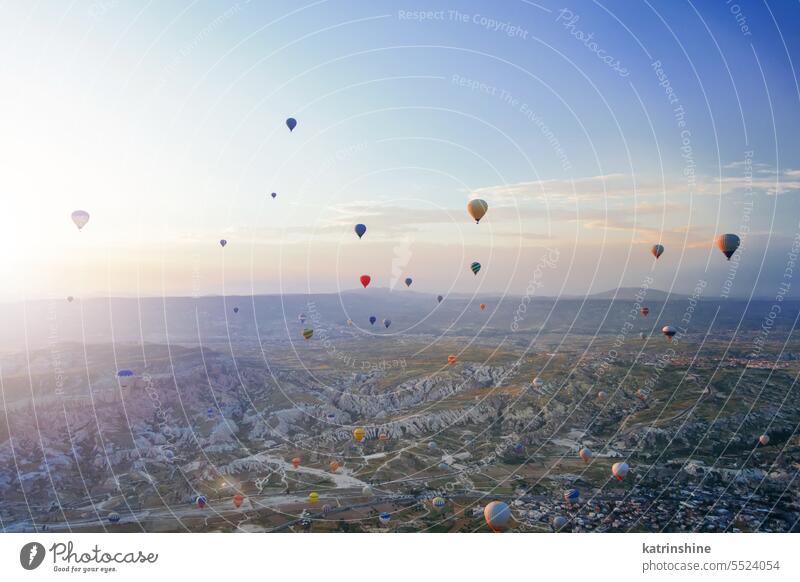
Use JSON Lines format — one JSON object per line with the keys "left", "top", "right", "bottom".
{"left": 329, "top": 461, "right": 339, "bottom": 472}
{"left": 470, "top": 261, "right": 481, "bottom": 275}
{"left": 597, "top": 391, "right": 607, "bottom": 401}
{"left": 651, "top": 244, "right": 664, "bottom": 259}
{"left": 233, "top": 494, "right": 244, "bottom": 508}
{"left": 302, "top": 328, "right": 313, "bottom": 340}
{"left": 355, "top": 223, "right": 366, "bottom": 239}
{"left": 640, "top": 307, "right": 649, "bottom": 316}
{"left": 379, "top": 512, "right": 391, "bottom": 523}
{"left": 662, "top": 326, "right": 677, "bottom": 341}
{"left": 298, "top": 313, "right": 307, "bottom": 324}
{"left": 484, "top": 501, "right": 511, "bottom": 532}
{"left": 432, "top": 496, "right": 446, "bottom": 508}
{"left": 117, "top": 369, "right": 134, "bottom": 388}
{"left": 360, "top": 275, "right": 371, "bottom": 288}
{"left": 564, "top": 488, "right": 580, "bottom": 503}
{"left": 71, "top": 210, "right": 90, "bottom": 230}
{"left": 108, "top": 512, "right": 120, "bottom": 523}
{"left": 353, "top": 427, "right": 366, "bottom": 442}
{"left": 532, "top": 377, "right": 543, "bottom": 387}
{"left": 467, "top": 199, "right": 489, "bottom": 223}
{"left": 291, "top": 457, "right": 301, "bottom": 469}
{"left": 286, "top": 117, "right": 297, "bottom": 131}
{"left": 513, "top": 443, "right": 524, "bottom": 454}
{"left": 612, "top": 462, "right": 629, "bottom": 481}
{"left": 716, "top": 233, "right": 741, "bottom": 260}
{"left": 759, "top": 434, "right": 770, "bottom": 446}
{"left": 196, "top": 495, "right": 207, "bottom": 508}
{"left": 447, "top": 354, "right": 457, "bottom": 365}
{"left": 579, "top": 447, "right": 593, "bottom": 463}
{"left": 308, "top": 491, "right": 319, "bottom": 504}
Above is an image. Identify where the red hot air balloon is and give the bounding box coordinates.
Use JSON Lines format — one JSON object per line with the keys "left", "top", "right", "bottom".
{"left": 233, "top": 494, "right": 244, "bottom": 508}
{"left": 479, "top": 303, "right": 486, "bottom": 311}
{"left": 360, "top": 275, "right": 371, "bottom": 288}
{"left": 640, "top": 307, "right": 649, "bottom": 316}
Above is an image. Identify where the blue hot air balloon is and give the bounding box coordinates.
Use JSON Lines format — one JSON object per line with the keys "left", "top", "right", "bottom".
{"left": 513, "top": 443, "right": 524, "bottom": 455}
{"left": 379, "top": 512, "right": 391, "bottom": 524}
{"left": 383, "top": 319, "right": 391, "bottom": 328}
{"left": 369, "top": 316, "right": 377, "bottom": 325}
{"left": 219, "top": 239, "right": 227, "bottom": 248}
{"left": 206, "top": 408, "right": 215, "bottom": 419}
{"left": 355, "top": 224, "right": 366, "bottom": 239}
{"left": 437, "top": 295, "right": 443, "bottom": 303}
{"left": 564, "top": 488, "right": 580, "bottom": 503}
{"left": 233, "top": 307, "right": 239, "bottom": 314}
{"left": 108, "top": 512, "right": 120, "bottom": 524}
{"left": 286, "top": 118, "right": 297, "bottom": 132}
{"left": 117, "top": 369, "right": 134, "bottom": 388}
{"left": 404, "top": 277, "right": 412, "bottom": 287}
{"left": 271, "top": 192, "right": 277, "bottom": 199}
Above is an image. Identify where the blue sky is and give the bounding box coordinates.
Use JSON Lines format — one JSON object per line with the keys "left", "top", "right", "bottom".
{"left": 1, "top": 0, "right": 799, "bottom": 300}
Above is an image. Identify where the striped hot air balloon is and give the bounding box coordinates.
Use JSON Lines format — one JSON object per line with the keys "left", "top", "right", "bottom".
{"left": 470, "top": 261, "right": 481, "bottom": 275}
{"left": 302, "top": 328, "right": 313, "bottom": 340}
{"left": 432, "top": 496, "right": 447, "bottom": 508}
{"left": 716, "top": 233, "right": 741, "bottom": 260}
{"left": 196, "top": 495, "right": 207, "bottom": 508}
{"left": 651, "top": 244, "right": 664, "bottom": 259}
{"left": 447, "top": 354, "right": 457, "bottom": 365}
{"left": 564, "top": 488, "right": 580, "bottom": 503}
{"left": 108, "top": 512, "right": 120, "bottom": 523}
{"left": 353, "top": 427, "right": 366, "bottom": 442}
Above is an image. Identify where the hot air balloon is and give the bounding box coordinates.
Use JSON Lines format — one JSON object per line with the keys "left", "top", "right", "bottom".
{"left": 298, "top": 313, "right": 307, "bottom": 324}
{"left": 470, "top": 261, "right": 481, "bottom": 275}
{"left": 347, "top": 319, "right": 353, "bottom": 326}
{"left": 362, "top": 485, "right": 373, "bottom": 496}
{"left": 759, "top": 434, "right": 770, "bottom": 446}
{"left": 553, "top": 516, "right": 568, "bottom": 531}
{"left": 71, "top": 210, "right": 90, "bottom": 230}
{"left": 467, "top": 199, "right": 488, "bottom": 224}
{"left": 639, "top": 332, "right": 647, "bottom": 340}
{"left": 662, "top": 326, "right": 677, "bottom": 341}
{"left": 447, "top": 354, "right": 457, "bottom": 365}
{"left": 271, "top": 192, "right": 277, "bottom": 199}
{"left": 322, "top": 504, "right": 332, "bottom": 514}
{"left": 233, "top": 494, "right": 244, "bottom": 508}
{"left": 479, "top": 303, "right": 486, "bottom": 311}
{"left": 369, "top": 316, "right": 377, "bottom": 325}
{"left": 219, "top": 239, "right": 227, "bottom": 248}
{"left": 233, "top": 307, "right": 239, "bottom": 314}
{"left": 597, "top": 391, "right": 607, "bottom": 401}
{"left": 353, "top": 427, "right": 366, "bottom": 442}
{"left": 716, "top": 233, "right": 741, "bottom": 260}
{"left": 484, "top": 501, "right": 511, "bottom": 532}
{"left": 329, "top": 461, "right": 339, "bottom": 473}
{"left": 117, "top": 369, "right": 134, "bottom": 389}
{"left": 196, "top": 495, "right": 207, "bottom": 508}
{"left": 308, "top": 491, "right": 319, "bottom": 504}
{"left": 206, "top": 408, "right": 215, "bottom": 419}
{"left": 533, "top": 377, "right": 544, "bottom": 387}
{"left": 383, "top": 319, "right": 391, "bottom": 328}
{"left": 108, "top": 512, "right": 120, "bottom": 524}
{"left": 379, "top": 512, "right": 391, "bottom": 524}
{"left": 612, "top": 462, "right": 629, "bottom": 481}
{"left": 640, "top": 307, "right": 649, "bottom": 316}
{"left": 355, "top": 224, "right": 366, "bottom": 239}
{"left": 378, "top": 433, "right": 389, "bottom": 442}
{"left": 67, "top": 296, "right": 74, "bottom": 303}
{"left": 360, "top": 275, "right": 371, "bottom": 288}
{"left": 636, "top": 389, "right": 647, "bottom": 401}
{"left": 651, "top": 244, "right": 664, "bottom": 259}
{"left": 286, "top": 117, "right": 297, "bottom": 131}
{"left": 404, "top": 277, "right": 412, "bottom": 287}
{"left": 564, "top": 488, "right": 580, "bottom": 503}
{"left": 437, "top": 295, "right": 443, "bottom": 303}
{"left": 302, "top": 328, "right": 313, "bottom": 340}
{"left": 291, "top": 457, "right": 301, "bottom": 469}
{"left": 432, "top": 497, "right": 446, "bottom": 508}
{"left": 513, "top": 443, "right": 524, "bottom": 455}
{"left": 579, "top": 447, "right": 593, "bottom": 463}
{"left": 428, "top": 441, "right": 438, "bottom": 450}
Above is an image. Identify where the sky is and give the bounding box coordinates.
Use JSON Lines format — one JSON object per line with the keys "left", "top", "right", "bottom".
{"left": 1, "top": 0, "right": 799, "bottom": 301}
